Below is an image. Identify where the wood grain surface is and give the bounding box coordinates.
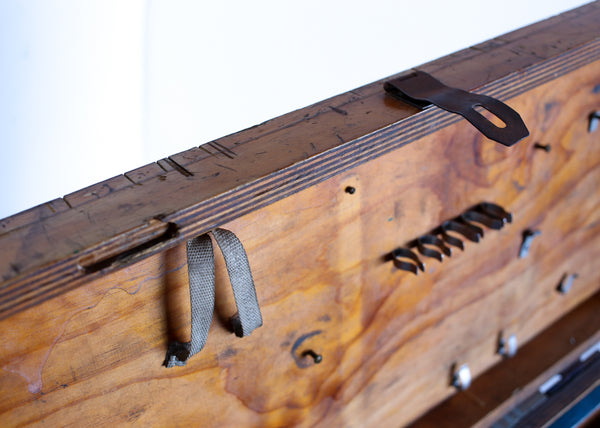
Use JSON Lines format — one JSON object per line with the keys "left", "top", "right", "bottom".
{"left": 410, "top": 292, "right": 600, "bottom": 428}
{"left": 1, "top": 51, "right": 599, "bottom": 426}
{"left": 1, "top": 2, "right": 600, "bottom": 321}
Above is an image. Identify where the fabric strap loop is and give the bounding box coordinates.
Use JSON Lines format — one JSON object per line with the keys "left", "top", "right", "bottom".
{"left": 211, "top": 228, "right": 263, "bottom": 338}
{"left": 164, "top": 228, "right": 262, "bottom": 368}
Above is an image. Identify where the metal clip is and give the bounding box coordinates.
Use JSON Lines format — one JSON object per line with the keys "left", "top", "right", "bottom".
{"left": 461, "top": 210, "right": 504, "bottom": 230}
{"left": 441, "top": 220, "right": 482, "bottom": 244}
{"left": 457, "top": 217, "right": 485, "bottom": 239}
{"left": 388, "top": 202, "right": 511, "bottom": 276}
{"left": 414, "top": 234, "right": 452, "bottom": 261}
{"left": 392, "top": 247, "right": 425, "bottom": 275}
{"left": 476, "top": 202, "right": 513, "bottom": 225}
{"left": 439, "top": 223, "right": 464, "bottom": 250}
{"left": 384, "top": 70, "right": 529, "bottom": 146}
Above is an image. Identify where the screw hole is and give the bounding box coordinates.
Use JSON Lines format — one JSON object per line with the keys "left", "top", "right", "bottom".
{"left": 345, "top": 186, "right": 356, "bottom": 194}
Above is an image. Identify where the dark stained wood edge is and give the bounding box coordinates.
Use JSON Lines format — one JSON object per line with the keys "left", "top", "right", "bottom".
{"left": 2, "top": 3, "right": 598, "bottom": 238}
{"left": 409, "top": 291, "right": 600, "bottom": 428}
{"left": 1, "top": 2, "right": 600, "bottom": 320}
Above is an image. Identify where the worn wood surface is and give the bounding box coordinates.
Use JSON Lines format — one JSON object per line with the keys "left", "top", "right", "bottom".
{"left": 1, "top": 2, "right": 600, "bottom": 321}
{"left": 410, "top": 292, "right": 600, "bottom": 428}
{"left": 1, "top": 46, "right": 600, "bottom": 426}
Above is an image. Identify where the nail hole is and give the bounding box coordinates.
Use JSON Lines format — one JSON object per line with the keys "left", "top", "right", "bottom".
{"left": 345, "top": 186, "right": 356, "bottom": 194}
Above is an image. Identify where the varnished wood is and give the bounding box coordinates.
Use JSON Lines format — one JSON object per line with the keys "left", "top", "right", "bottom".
{"left": 1, "top": 49, "right": 600, "bottom": 425}
{"left": 410, "top": 292, "right": 600, "bottom": 428}
{"left": 1, "top": 3, "right": 600, "bottom": 320}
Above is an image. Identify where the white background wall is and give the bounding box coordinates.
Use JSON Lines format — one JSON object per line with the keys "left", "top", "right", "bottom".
{"left": 0, "top": 0, "right": 590, "bottom": 219}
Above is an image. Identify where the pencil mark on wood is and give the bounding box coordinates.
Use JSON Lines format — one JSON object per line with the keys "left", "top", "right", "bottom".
{"left": 329, "top": 106, "right": 349, "bottom": 116}
{"left": 215, "top": 163, "right": 237, "bottom": 173}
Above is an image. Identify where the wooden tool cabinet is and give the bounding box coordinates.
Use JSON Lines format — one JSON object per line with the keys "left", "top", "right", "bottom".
{"left": 1, "top": 3, "right": 600, "bottom": 427}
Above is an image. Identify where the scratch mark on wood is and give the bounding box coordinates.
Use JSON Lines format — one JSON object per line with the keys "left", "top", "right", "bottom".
{"left": 1, "top": 261, "right": 186, "bottom": 395}
{"left": 164, "top": 158, "right": 194, "bottom": 177}
{"left": 208, "top": 143, "right": 235, "bottom": 159}
{"left": 85, "top": 211, "right": 95, "bottom": 226}
{"left": 215, "top": 163, "right": 237, "bottom": 173}
{"left": 199, "top": 145, "right": 219, "bottom": 158}
{"left": 45, "top": 203, "right": 56, "bottom": 214}
{"left": 330, "top": 106, "right": 349, "bottom": 116}
{"left": 211, "top": 141, "right": 238, "bottom": 158}
{"left": 124, "top": 175, "right": 139, "bottom": 185}
{"left": 156, "top": 161, "right": 169, "bottom": 172}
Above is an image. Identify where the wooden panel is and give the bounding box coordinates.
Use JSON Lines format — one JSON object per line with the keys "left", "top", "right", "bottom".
{"left": 1, "top": 53, "right": 599, "bottom": 426}
{"left": 410, "top": 291, "right": 600, "bottom": 428}
{"left": 125, "top": 163, "right": 168, "bottom": 185}
{"left": 1, "top": 3, "right": 600, "bottom": 323}
{"left": 64, "top": 175, "right": 133, "bottom": 208}
{"left": 0, "top": 198, "right": 70, "bottom": 236}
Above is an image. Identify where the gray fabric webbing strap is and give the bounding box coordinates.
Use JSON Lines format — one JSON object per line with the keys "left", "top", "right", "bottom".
{"left": 212, "top": 228, "right": 263, "bottom": 337}
{"left": 164, "top": 234, "right": 215, "bottom": 367}
{"left": 163, "top": 228, "right": 262, "bottom": 367}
